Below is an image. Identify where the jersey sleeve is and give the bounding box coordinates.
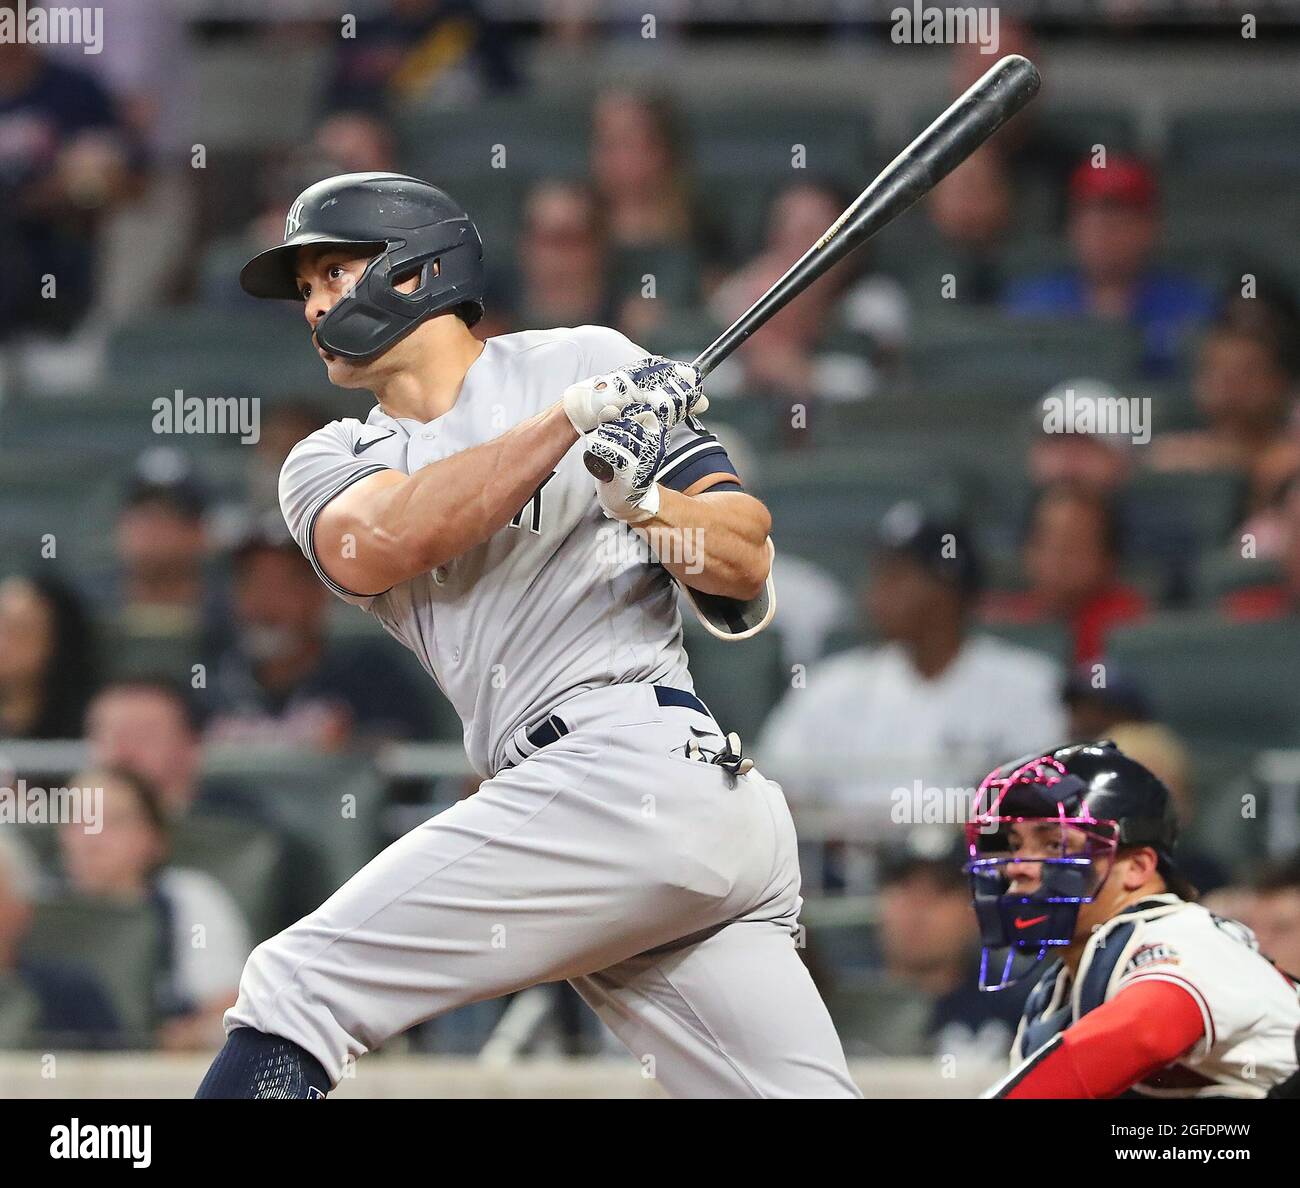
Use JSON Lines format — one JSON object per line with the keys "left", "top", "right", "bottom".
{"left": 569, "top": 324, "right": 742, "bottom": 493}
{"left": 279, "top": 420, "right": 393, "bottom": 609}
{"left": 991, "top": 980, "right": 1206, "bottom": 1098}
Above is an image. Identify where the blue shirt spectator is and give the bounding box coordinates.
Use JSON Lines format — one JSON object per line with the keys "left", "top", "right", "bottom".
{"left": 1003, "top": 156, "right": 1215, "bottom": 377}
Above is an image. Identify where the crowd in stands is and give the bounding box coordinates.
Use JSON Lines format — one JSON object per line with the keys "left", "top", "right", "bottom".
{"left": 2, "top": 7, "right": 1299, "bottom": 1061}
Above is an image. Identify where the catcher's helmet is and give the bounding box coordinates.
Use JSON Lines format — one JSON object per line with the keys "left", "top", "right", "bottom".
{"left": 239, "top": 172, "right": 485, "bottom": 361}
{"left": 964, "top": 741, "right": 1180, "bottom": 990}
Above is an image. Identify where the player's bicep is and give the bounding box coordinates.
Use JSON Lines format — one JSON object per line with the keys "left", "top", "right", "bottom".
{"left": 312, "top": 469, "right": 414, "bottom": 599}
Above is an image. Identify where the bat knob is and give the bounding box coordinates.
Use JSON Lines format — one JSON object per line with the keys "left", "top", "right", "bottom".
{"left": 584, "top": 451, "right": 614, "bottom": 483}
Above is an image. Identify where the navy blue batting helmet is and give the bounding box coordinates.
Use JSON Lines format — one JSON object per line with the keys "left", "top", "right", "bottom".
{"left": 240, "top": 171, "right": 485, "bottom": 360}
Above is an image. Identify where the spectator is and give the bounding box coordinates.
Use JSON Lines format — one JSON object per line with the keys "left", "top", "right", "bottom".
{"left": 0, "top": 829, "right": 122, "bottom": 1049}
{"left": 110, "top": 451, "right": 227, "bottom": 646}
{"left": 327, "top": 0, "right": 518, "bottom": 113}
{"left": 709, "top": 179, "right": 908, "bottom": 405}
{"left": 983, "top": 483, "right": 1148, "bottom": 665}
{"left": 1003, "top": 156, "right": 1215, "bottom": 377}
{"left": 204, "top": 524, "right": 431, "bottom": 748}
{"left": 876, "top": 832, "right": 1033, "bottom": 1059}
{"left": 59, "top": 765, "right": 250, "bottom": 1052}
{"left": 0, "top": 0, "right": 132, "bottom": 339}
{"left": 1151, "top": 299, "right": 1300, "bottom": 518}
{"left": 1222, "top": 474, "right": 1300, "bottom": 621}
{"left": 506, "top": 180, "right": 616, "bottom": 332}
{"left": 921, "top": 147, "right": 1014, "bottom": 305}
{"left": 1028, "top": 379, "right": 1135, "bottom": 495}
{"left": 759, "top": 503, "right": 1065, "bottom": 820}
{"left": 1061, "top": 659, "right": 1154, "bottom": 742}
{"left": 1252, "top": 854, "right": 1300, "bottom": 978}
{"left": 590, "top": 88, "right": 726, "bottom": 317}
{"left": 0, "top": 571, "right": 99, "bottom": 741}
{"left": 86, "top": 678, "right": 209, "bottom": 820}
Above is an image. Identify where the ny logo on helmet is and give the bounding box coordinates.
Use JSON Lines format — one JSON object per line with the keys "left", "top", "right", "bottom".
{"left": 285, "top": 200, "right": 305, "bottom": 239}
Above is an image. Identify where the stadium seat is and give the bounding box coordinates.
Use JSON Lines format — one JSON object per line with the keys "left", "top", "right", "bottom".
{"left": 24, "top": 896, "right": 162, "bottom": 1047}
{"left": 1196, "top": 552, "right": 1283, "bottom": 604}
{"left": 682, "top": 622, "right": 785, "bottom": 744}
{"left": 198, "top": 749, "right": 387, "bottom": 922}
{"left": 685, "top": 105, "right": 873, "bottom": 183}
{"left": 905, "top": 312, "right": 1145, "bottom": 398}
{"left": 398, "top": 99, "right": 591, "bottom": 185}
{"left": 1106, "top": 615, "right": 1300, "bottom": 749}
{"left": 1167, "top": 108, "right": 1300, "bottom": 176}
{"left": 170, "top": 814, "right": 287, "bottom": 942}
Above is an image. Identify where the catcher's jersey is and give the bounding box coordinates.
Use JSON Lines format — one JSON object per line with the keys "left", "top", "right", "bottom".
{"left": 279, "top": 325, "right": 735, "bottom": 777}
{"left": 1011, "top": 895, "right": 1300, "bottom": 1098}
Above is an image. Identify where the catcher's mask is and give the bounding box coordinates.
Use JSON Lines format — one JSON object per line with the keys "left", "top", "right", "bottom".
{"left": 965, "top": 753, "right": 1120, "bottom": 991}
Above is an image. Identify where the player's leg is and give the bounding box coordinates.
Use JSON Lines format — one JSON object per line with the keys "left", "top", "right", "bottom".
{"left": 199, "top": 724, "right": 749, "bottom": 1096}
{"left": 571, "top": 915, "right": 861, "bottom": 1099}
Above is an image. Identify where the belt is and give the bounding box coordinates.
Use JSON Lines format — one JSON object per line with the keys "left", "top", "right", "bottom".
{"left": 524, "top": 685, "right": 710, "bottom": 752}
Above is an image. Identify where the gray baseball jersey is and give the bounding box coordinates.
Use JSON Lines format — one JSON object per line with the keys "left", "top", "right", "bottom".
{"left": 238, "top": 323, "right": 858, "bottom": 1098}
{"left": 279, "top": 325, "right": 736, "bottom": 776}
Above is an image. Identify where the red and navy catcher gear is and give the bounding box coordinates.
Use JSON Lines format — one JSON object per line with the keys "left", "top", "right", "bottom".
{"left": 239, "top": 172, "right": 485, "bottom": 361}
{"left": 965, "top": 741, "right": 1180, "bottom": 991}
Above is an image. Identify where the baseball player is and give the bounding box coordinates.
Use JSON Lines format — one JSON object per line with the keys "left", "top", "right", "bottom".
{"left": 966, "top": 741, "right": 1300, "bottom": 1099}
{"left": 194, "top": 172, "right": 858, "bottom": 1099}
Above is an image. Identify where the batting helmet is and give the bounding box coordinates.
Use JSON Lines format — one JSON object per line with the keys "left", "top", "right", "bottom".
{"left": 239, "top": 171, "right": 485, "bottom": 361}
{"left": 964, "top": 741, "right": 1181, "bottom": 989}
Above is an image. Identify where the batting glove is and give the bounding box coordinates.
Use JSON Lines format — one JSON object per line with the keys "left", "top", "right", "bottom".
{"left": 562, "top": 355, "right": 707, "bottom": 436}
{"left": 584, "top": 402, "right": 666, "bottom": 524}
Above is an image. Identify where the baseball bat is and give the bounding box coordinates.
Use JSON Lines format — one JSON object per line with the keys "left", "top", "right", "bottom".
{"left": 585, "top": 53, "right": 1042, "bottom": 481}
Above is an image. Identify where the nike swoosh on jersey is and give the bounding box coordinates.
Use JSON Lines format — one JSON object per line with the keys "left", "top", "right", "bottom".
{"left": 354, "top": 432, "right": 397, "bottom": 454}
{"left": 1014, "top": 915, "right": 1049, "bottom": 930}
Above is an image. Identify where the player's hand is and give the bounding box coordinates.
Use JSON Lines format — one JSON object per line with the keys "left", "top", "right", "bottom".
{"left": 562, "top": 355, "right": 707, "bottom": 436}
{"left": 584, "top": 402, "right": 666, "bottom": 524}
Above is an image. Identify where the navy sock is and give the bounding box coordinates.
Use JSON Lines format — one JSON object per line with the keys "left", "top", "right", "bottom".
{"left": 195, "top": 1028, "right": 331, "bottom": 1099}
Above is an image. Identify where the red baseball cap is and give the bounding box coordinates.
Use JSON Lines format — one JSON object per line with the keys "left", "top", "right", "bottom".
{"left": 1069, "top": 156, "right": 1159, "bottom": 211}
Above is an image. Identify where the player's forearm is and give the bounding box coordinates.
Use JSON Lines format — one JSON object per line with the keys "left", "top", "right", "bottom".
{"left": 377, "top": 404, "right": 578, "bottom": 571}
{"left": 635, "top": 488, "right": 772, "bottom": 600}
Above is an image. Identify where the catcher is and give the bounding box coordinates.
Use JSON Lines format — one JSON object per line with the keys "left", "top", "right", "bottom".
{"left": 965, "top": 741, "right": 1300, "bottom": 1098}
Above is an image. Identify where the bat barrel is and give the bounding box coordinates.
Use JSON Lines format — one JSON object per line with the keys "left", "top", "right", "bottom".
{"left": 693, "top": 54, "right": 1040, "bottom": 378}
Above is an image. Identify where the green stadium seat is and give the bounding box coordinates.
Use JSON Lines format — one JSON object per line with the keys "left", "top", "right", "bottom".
{"left": 1197, "top": 552, "right": 1283, "bottom": 605}
{"left": 398, "top": 100, "right": 591, "bottom": 184}
{"left": 198, "top": 750, "right": 387, "bottom": 922}
{"left": 1168, "top": 109, "right": 1300, "bottom": 176}
{"left": 171, "top": 814, "right": 287, "bottom": 942}
{"left": 1106, "top": 614, "right": 1300, "bottom": 749}
{"left": 905, "top": 312, "right": 1145, "bottom": 398}
{"left": 1122, "top": 469, "right": 1245, "bottom": 559}
{"left": 25, "top": 896, "right": 162, "bottom": 1047}
{"left": 686, "top": 105, "right": 873, "bottom": 182}
{"left": 682, "top": 622, "right": 785, "bottom": 743}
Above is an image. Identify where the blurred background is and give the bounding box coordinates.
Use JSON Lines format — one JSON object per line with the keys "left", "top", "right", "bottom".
{"left": 2, "top": 0, "right": 1300, "bottom": 1096}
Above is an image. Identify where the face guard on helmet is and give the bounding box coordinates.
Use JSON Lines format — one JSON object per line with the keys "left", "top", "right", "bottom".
{"left": 239, "top": 172, "right": 485, "bottom": 362}
{"left": 965, "top": 754, "right": 1121, "bottom": 991}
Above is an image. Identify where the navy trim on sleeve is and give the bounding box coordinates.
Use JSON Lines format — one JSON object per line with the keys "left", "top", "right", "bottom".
{"left": 303, "top": 464, "right": 392, "bottom": 601}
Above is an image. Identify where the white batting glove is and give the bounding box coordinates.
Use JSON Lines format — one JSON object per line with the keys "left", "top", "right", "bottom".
{"left": 584, "top": 403, "right": 665, "bottom": 524}
{"left": 562, "top": 355, "right": 707, "bottom": 436}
